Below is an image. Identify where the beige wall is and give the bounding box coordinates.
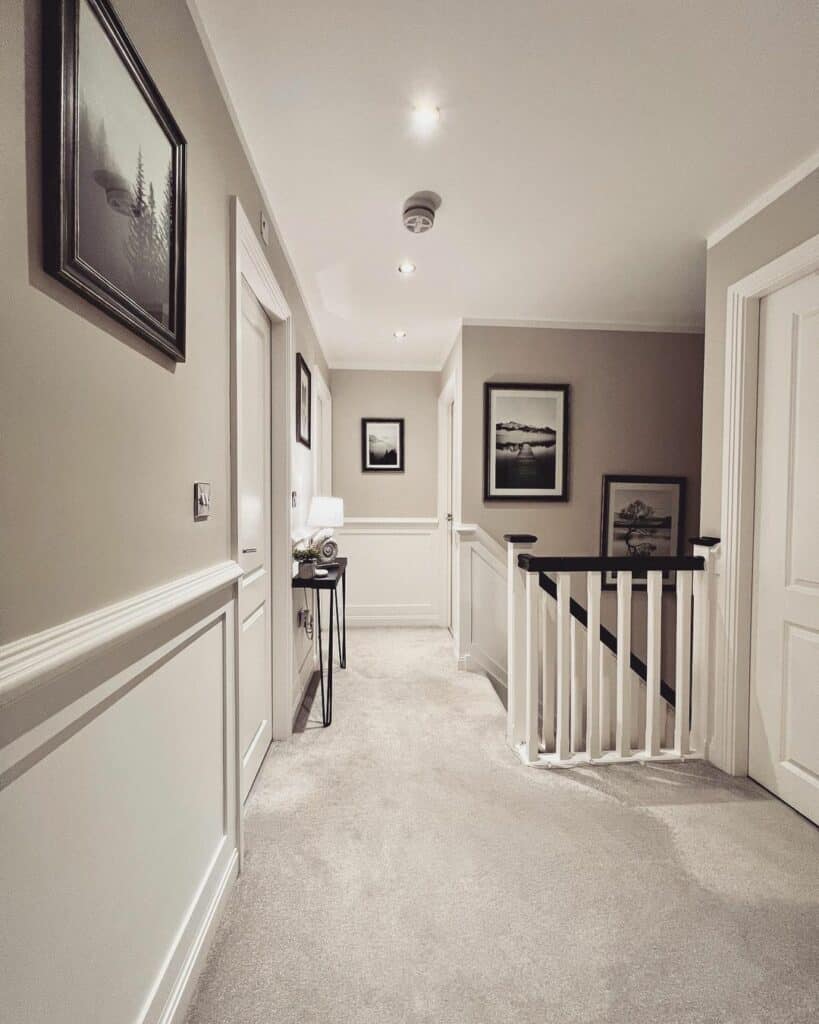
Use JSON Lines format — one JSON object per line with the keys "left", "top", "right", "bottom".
{"left": 0, "top": 0, "right": 327, "bottom": 644}
{"left": 330, "top": 369, "right": 440, "bottom": 517}
{"left": 461, "top": 325, "right": 704, "bottom": 548}
{"left": 700, "top": 169, "right": 819, "bottom": 534}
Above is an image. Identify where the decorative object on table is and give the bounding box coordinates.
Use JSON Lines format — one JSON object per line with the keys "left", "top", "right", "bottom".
{"left": 600, "top": 474, "right": 686, "bottom": 590}
{"left": 361, "top": 418, "right": 404, "bottom": 472}
{"left": 483, "top": 383, "right": 569, "bottom": 501}
{"left": 307, "top": 496, "right": 345, "bottom": 562}
{"left": 296, "top": 353, "right": 312, "bottom": 448}
{"left": 292, "top": 540, "right": 320, "bottom": 579}
{"left": 43, "top": 0, "right": 187, "bottom": 361}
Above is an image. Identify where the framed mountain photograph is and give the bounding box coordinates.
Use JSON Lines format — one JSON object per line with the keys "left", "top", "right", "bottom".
{"left": 296, "top": 353, "right": 312, "bottom": 448}
{"left": 361, "top": 418, "right": 404, "bottom": 472}
{"left": 43, "top": 0, "right": 187, "bottom": 360}
{"left": 600, "top": 475, "right": 686, "bottom": 589}
{"left": 483, "top": 383, "right": 569, "bottom": 501}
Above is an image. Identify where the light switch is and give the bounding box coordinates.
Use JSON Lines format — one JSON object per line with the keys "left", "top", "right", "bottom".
{"left": 194, "top": 482, "right": 211, "bottom": 521}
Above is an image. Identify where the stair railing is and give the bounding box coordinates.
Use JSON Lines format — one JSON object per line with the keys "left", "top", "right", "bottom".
{"left": 504, "top": 535, "right": 718, "bottom": 768}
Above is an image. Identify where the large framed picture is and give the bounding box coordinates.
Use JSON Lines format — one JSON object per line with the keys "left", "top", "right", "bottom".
{"left": 600, "top": 475, "right": 686, "bottom": 589}
{"left": 361, "top": 418, "right": 404, "bottom": 472}
{"left": 483, "top": 383, "right": 569, "bottom": 501}
{"left": 43, "top": 0, "right": 187, "bottom": 360}
{"left": 296, "top": 353, "right": 311, "bottom": 449}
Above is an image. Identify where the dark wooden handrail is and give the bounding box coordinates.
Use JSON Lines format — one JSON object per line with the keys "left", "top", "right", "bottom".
{"left": 518, "top": 554, "right": 705, "bottom": 573}
{"left": 538, "top": 573, "right": 677, "bottom": 707}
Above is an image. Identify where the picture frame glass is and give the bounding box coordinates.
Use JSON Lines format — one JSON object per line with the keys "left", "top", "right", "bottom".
{"left": 77, "top": 0, "right": 176, "bottom": 328}
{"left": 296, "top": 355, "right": 311, "bottom": 448}
{"left": 601, "top": 477, "right": 684, "bottom": 588}
{"left": 363, "top": 419, "right": 403, "bottom": 470}
{"left": 486, "top": 385, "right": 567, "bottom": 499}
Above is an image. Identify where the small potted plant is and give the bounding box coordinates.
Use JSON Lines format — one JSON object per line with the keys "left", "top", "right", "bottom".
{"left": 293, "top": 540, "right": 320, "bottom": 579}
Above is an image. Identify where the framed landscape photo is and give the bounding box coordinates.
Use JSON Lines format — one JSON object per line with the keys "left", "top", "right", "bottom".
{"left": 483, "top": 383, "right": 569, "bottom": 501}
{"left": 600, "top": 475, "right": 686, "bottom": 589}
{"left": 361, "top": 418, "right": 404, "bottom": 472}
{"left": 296, "top": 353, "right": 311, "bottom": 449}
{"left": 43, "top": 0, "right": 187, "bottom": 360}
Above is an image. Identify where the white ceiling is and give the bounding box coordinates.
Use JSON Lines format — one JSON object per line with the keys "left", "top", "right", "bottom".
{"left": 190, "top": 0, "right": 818, "bottom": 369}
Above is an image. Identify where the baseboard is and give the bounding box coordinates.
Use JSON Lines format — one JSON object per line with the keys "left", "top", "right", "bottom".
{"left": 347, "top": 615, "right": 441, "bottom": 628}
{"left": 346, "top": 602, "right": 438, "bottom": 628}
{"left": 158, "top": 847, "right": 239, "bottom": 1024}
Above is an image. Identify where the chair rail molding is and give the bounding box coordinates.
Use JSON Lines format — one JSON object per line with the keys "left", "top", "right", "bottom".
{"left": 0, "top": 560, "right": 242, "bottom": 708}
{"left": 714, "top": 231, "right": 819, "bottom": 775}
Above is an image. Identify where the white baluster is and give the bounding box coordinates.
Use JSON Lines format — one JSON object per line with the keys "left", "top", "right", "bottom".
{"left": 599, "top": 648, "right": 614, "bottom": 753}
{"left": 541, "top": 588, "right": 555, "bottom": 752}
{"left": 615, "top": 571, "right": 632, "bottom": 758}
{"left": 586, "top": 572, "right": 602, "bottom": 759}
{"left": 690, "top": 546, "right": 715, "bottom": 756}
{"left": 524, "top": 572, "right": 540, "bottom": 762}
{"left": 506, "top": 540, "right": 532, "bottom": 751}
{"left": 570, "top": 615, "right": 586, "bottom": 752}
{"left": 645, "top": 570, "right": 662, "bottom": 757}
{"left": 555, "top": 573, "right": 571, "bottom": 761}
{"left": 674, "top": 570, "right": 693, "bottom": 755}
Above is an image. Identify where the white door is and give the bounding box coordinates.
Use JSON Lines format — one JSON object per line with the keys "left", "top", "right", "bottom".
{"left": 446, "top": 399, "right": 455, "bottom": 633}
{"left": 749, "top": 269, "right": 819, "bottom": 824}
{"left": 238, "top": 277, "right": 273, "bottom": 801}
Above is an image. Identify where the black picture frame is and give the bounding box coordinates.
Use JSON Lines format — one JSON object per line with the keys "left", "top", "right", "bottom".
{"left": 483, "top": 382, "right": 569, "bottom": 501}
{"left": 42, "top": 0, "right": 187, "bottom": 361}
{"left": 296, "top": 353, "right": 311, "bottom": 449}
{"left": 361, "top": 418, "right": 405, "bottom": 472}
{"left": 600, "top": 474, "right": 686, "bottom": 590}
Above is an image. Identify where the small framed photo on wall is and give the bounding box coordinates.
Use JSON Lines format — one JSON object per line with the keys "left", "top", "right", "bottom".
{"left": 361, "top": 418, "right": 404, "bottom": 472}
{"left": 483, "top": 383, "right": 569, "bottom": 501}
{"left": 600, "top": 475, "right": 686, "bottom": 589}
{"left": 296, "top": 353, "right": 311, "bottom": 448}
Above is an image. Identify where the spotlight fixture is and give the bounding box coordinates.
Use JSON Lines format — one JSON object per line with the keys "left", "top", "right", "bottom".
{"left": 398, "top": 261, "right": 416, "bottom": 275}
{"left": 412, "top": 104, "right": 440, "bottom": 131}
{"left": 393, "top": 330, "right": 407, "bottom": 340}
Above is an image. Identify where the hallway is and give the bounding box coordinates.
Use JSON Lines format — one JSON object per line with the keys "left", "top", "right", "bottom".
{"left": 185, "top": 629, "right": 819, "bottom": 1024}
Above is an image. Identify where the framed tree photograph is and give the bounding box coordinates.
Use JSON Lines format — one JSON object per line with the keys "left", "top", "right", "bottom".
{"left": 42, "top": 0, "right": 187, "bottom": 360}
{"left": 361, "top": 418, "right": 404, "bottom": 472}
{"left": 600, "top": 475, "right": 686, "bottom": 589}
{"left": 483, "top": 383, "right": 569, "bottom": 501}
{"left": 296, "top": 353, "right": 311, "bottom": 449}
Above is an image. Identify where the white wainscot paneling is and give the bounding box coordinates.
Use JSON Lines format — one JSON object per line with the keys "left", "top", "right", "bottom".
{"left": 0, "top": 573, "right": 239, "bottom": 1024}
{"left": 337, "top": 518, "right": 442, "bottom": 626}
{"left": 455, "top": 527, "right": 508, "bottom": 689}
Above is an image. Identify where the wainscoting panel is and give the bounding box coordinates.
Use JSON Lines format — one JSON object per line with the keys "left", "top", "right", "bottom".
{"left": 456, "top": 527, "right": 509, "bottom": 689}
{"left": 0, "top": 570, "right": 239, "bottom": 1024}
{"left": 337, "top": 518, "right": 442, "bottom": 627}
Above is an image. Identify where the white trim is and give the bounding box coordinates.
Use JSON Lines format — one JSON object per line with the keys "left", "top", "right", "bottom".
{"left": 0, "top": 561, "right": 241, "bottom": 708}
{"left": 714, "top": 232, "right": 819, "bottom": 775}
{"left": 437, "top": 372, "right": 458, "bottom": 633}
{"left": 343, "top": 516, "right": 438, "bottom": 526}
{"left": 461, "top": 317, "right": 704, "bottom": 334}
{"left": 328, "top": 359, "right": 445, "bottom": 372}
{"left": 312, "top": 364, "right": 333, "bottom": 496}
{"left": 185, "top": 2, "right": 325, "bottom": 358}
{"left": 707, "top": 150, "right": 819, "bottom": 249}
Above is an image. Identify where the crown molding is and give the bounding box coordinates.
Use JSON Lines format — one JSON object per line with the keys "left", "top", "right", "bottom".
{"left": 461, "top": 317, "right": 704, "bottom": 335}
{"left": 328, "top": 359, "right": 445, "bottom": 373}
{"left": 706, "top": 150, "right": 819, "bottom": 250}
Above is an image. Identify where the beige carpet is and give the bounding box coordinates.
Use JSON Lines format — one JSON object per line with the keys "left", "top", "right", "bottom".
{"left": 186, "top": 628, "right": 819, "bottom": 1024}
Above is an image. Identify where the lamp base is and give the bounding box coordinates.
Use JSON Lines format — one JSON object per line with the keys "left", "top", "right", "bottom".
{"left": 317, "top": 538, "right": 339, "bottom": 563}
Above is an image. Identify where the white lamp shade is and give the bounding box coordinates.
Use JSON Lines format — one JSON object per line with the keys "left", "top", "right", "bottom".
{"left": 308, "top": 496, "right": 344, "bottom": 529}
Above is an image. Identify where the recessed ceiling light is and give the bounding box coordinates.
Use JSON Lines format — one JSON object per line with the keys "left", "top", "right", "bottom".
{"left": 393, "top": 330, "right": 407, "bottom": 340}
{"left": 411, "top": 104, "right": 440, "bottom": 131}
{"left": 398, "top": 261, "right": 416, "bottom": 275}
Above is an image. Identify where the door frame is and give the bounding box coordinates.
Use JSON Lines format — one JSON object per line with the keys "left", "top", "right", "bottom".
{"left": 231, "top": 197, "right": 294, "bottom": 841}
{"left": 312, "top": 365, "right": 333, "bottom": 495}
{"left": 714, "top": 232, "right": 819, "bottom": 776}
{"left": 437, "top": 369, "right": 460, "bottom": 633}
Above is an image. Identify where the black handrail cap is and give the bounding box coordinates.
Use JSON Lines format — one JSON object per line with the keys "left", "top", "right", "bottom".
{"left": 689, "top": 536, "right": 720, "bottom": 547}
{"left": 503, "top": 534, "right": 538, "bottom": 544}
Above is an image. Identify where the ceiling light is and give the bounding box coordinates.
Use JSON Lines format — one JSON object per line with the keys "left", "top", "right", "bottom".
{"left": 411, "top": 104, "right": 440, "bottom": 131}
{"left": 393, "top": 330, "right": 407, "bottom": 340}
{"left": 398, "top": 261, "right": 416, "bottom": 275}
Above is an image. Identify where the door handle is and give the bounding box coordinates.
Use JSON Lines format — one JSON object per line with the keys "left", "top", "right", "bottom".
{"left": 446, "top": 514, "right": 454, "bottom": 522}
{"left": 242, "top": 547, "right": 257, "bottom": 554}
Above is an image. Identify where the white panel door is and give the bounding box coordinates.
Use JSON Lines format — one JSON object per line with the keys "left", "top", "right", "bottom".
{"left": 238, "top": 277, "right": 273, "bottom": 801}
{"left": 749, "top": 270, "right": 819, "bottom": 824}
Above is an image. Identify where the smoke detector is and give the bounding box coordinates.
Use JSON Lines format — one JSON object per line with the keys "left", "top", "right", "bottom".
{"left": 403, "top": 191, "right": 442, "bottom": 234}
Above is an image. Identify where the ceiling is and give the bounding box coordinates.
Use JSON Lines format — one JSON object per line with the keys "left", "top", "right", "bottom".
{"left": 190, "top": 0, "right": 818, "bottom": 369}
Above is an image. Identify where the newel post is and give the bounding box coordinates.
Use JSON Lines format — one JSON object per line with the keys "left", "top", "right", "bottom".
{"left": 504, "top": 534, "right": 537, "bottom": 754}
{"left": 691, "top": 538, "right": 720, "bottom": 759}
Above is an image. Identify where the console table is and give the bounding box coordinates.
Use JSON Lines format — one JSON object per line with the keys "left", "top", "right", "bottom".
{"left": 291, "top": 557, "right": 347, "bottom": 727}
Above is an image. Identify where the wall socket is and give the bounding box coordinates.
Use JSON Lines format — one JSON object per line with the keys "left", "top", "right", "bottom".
{"left": 260, "top": 210, "right": 270, "bottom": 246}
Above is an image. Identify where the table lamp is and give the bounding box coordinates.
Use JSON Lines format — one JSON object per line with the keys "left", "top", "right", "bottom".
{"left": 307, "top": 496, "right": 345, "bottom": 562}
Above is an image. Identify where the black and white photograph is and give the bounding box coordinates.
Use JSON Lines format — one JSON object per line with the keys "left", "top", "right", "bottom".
{"left": 43, "top": 0, "right": 187, "bottom": 359}
{"left": 296, "top": 353, "right": 312, "bottom": 448}
{"left": 600, "top": 475, "right": 686, "bottom": 588}
{"left": 361, "top": 418, "right": 405, "bottom": 471}
{"left": 483, "top": 383, "right": 569, "bottom": 500}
